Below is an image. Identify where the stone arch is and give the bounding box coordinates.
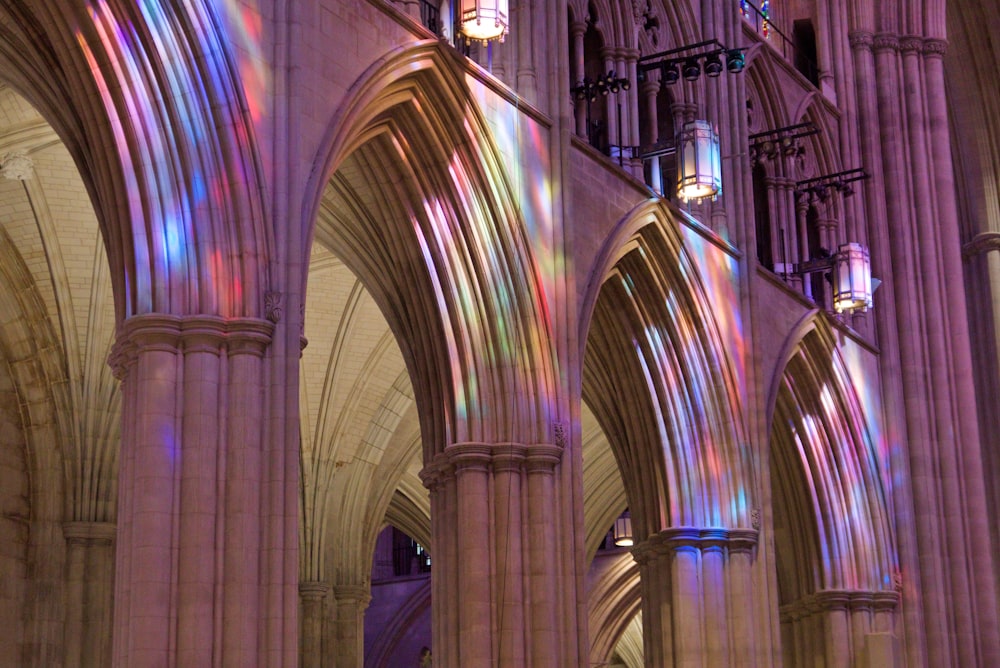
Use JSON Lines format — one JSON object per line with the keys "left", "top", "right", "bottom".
{"left": 0, "top": 0, "right": 270, "bottom": 320}
{"left": 581, "top": 199, "right": 753, "bottom": 537}
{"left": 587, "top": 555, "right": 641, "bottom": 666}
{"left": 0, "top": 223, "right": 69, "bottom": 665}
{"left": 767, "top": 313, "right": 897, "bottom": 594}
{"left": 308, "top": 41, "right": 557, "bottom": 458}
{"left": 767, "top": 312, "right": 900, "bottom": 662}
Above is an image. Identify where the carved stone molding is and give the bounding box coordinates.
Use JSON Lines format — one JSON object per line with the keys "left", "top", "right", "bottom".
{"left": 421, "top": 441, "right": 562, "bottom": 486}
{"left": 848, "top": 31, "right": 874, "bottom": 51}
{"left": 779, "top": 588, "right": 900, "bottom": 622}
{"left": 333, "top": 584, "right": 372, "bottom": 609}
{"left": 873, "top": 33, "right": 899, "bottom": 53}
{"left": 899, "top": 35, "right": 924, "bottom": 54}
{"left": 0, "top": 151, "right": 33, "bottom": 180}
{"left": 923, "top": 38, "right": 948, "bottom": 58}
{"left": 553, "top": 421, "right": 567, "bottom": 448}
{"left": 631, "top": 526, "right": 759, "bottom": 563}
{"left": 265, "top": 291, "right": 283, "bottom": 323}
{"left": 963, "top": 231, "right": 1000, "bottom": 258}
{"left": 108, "top": 314, "right": 274, "bottom": 378}
{"left": 299, "top": 580, "right": 330, "bottom": 601}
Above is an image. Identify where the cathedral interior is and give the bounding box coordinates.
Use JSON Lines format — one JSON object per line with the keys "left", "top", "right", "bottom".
{"left": 0, "top": 0, "right": 998, "bottom": 666}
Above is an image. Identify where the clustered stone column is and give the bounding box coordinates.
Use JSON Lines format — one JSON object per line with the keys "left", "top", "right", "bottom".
{"left": 299, "top": 581, "right": 329, "bottom": 668}
{"left": 420, "top": 442, "right": 563, "bottom": 668}
{"left": 109, "top": 314, "right": 282, "bottom": 666}
{"left": 631, "top": 527, "right": 758, "bottom": 668}
{"left": 62, "top": 521, "right": 115, "bottom": 668}
{"left": 331, "top": 584, "right": 371, "bottom": 668}
{"left": 779, "top": 590, "right": 900, "bottom": 667}
{"left": 846, "top": 27, "right": 1000, "bottom": 667}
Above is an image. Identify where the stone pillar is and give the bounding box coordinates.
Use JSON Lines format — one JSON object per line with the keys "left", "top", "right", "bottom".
{"left": 632, "top": 528, "right": 758, "bottom": 668}
{"left": 513, "top": 0, "right": 537, "bottom": 100}
{"left": 779, "top": 590, "right": 899, "bottom": 668}
{"left": 332, "top": 584, "right": 370, "bottom": 668}
{"left": 63, "top": 521, "right": 115, "bottom": 668}
{"left": 109, "top": 314, "right": 287, "bottom": 666}
{"left": 299, "top": 581, "right": 329, "bottom": 668}
{"left": 570, "top": 21, "right": 587, "bottom": 138}
{"left": 640, "top": 76, "right": 662, "bottom": 194}
{"left": 420, "top": 442, "right": 567, "bottom": 667}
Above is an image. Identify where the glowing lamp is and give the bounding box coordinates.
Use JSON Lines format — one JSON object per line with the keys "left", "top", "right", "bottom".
{"left": 613, "top": 510, "right": 633, "bottom": 547}
{"left": 460, "top": 0, "right": 508, "bottom": 42}
{"left": 676, "top": 120, "right": 722, "bottom": 202}
{"left": 832, "top": 242, "right": 874, "bottom": 313}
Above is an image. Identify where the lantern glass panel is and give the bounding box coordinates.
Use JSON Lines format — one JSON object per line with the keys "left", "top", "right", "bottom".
{"left": 461, "top": 0, "right": 509, "bottom": 41}
{"left": 676, "top": 120, "right": 722, "bottom": 201}
{"left": 832, "top": 242, "right": 873, "bottom": 313}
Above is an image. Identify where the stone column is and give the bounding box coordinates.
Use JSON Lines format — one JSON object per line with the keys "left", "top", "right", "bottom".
{"left": 109, "top": 314, "right": 283, "bottom": 666}
{"left": 63, "top": 521, "right": 115, "bottom": 668}
{"left": 332, "top": 584, "right": 371, "bottom": 668}
{"left": 420, "top": 442, "right": 567, "bottom": 667}
{"left": 780, "top": 590, "right": 899, "bottom": 667}
{"left": 640, "top": 76, "right": 662, "bottom": 194}
{"left": 299, "top": 581, "right": 329, "bottom": 668}
{"left": 570, "top": 21, "right": 587, "bottom": 138}
{"left": 633, "top": 528, "right": 758, "bottom": 668}
{"left": 514, "top": 0, "right": 537, "bottom": 100}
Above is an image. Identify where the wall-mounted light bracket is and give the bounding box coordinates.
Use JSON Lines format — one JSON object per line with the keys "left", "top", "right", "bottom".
{"left": 795, "top": 167, "right": 869, "bottom": 201}
{"left": 571, "top": 71, "right": 630, "bottom": 101}
{"left": 749, "top": 122, "right": 819, "bottom": 163}
{"left": 637, "top": 39, "right": 747, "bottom": 85}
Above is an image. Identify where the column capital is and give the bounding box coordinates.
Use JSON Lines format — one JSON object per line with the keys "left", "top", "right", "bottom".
{"left": 848, "top": 31, "right": 874, "bottom": 51}
{"left": 640, "top": 77, "right": 661, "bottom": 97}
{"left": 780, "top": 589, "right": 899, "bottom": 620}
{"left": 445, "top": 442, "right": 495, "bottom": 470}
{"left": 963, "top": 231, "right": 1000, "bottom": 258}
{"left": 873, "top": 33, "right": 899, "bottom": 53}
{"left": 333, "top": 584, "right": 372, "bottom": 609}
{"left": 62, "top": 521, "right": 116, "bottom": 545}
{"left": 525, "top": 443, "right": 562, "bottom": 473}
{"left": 631, "top": 526, "right": 759, "bottom": 562}
{"left": 109, "top": 314, "right": 274, "bottom": 377}
{"left": 299, "top": 581, "right": 330, "bottom": 601}
{"left": 872, "top": 590, "right": 901, "bottom": 611}
{"left": 922, "top": 38, "right": 948, "bottom": 58}
{"left": 491, "top": 444, "right": 528, "bottom": 473}
{"left": 899, "top": 35, "right": 923, "bottom": 54}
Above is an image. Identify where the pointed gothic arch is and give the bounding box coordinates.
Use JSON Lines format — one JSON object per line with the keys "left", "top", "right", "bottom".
{"left": 0, "top": 0, "right": 270, "bottom": 320}
{"left": 582, "top": 199, "right": 754, "bottom": 537}
{"left": 767, "top": 312, "right": 900, "bottom": 664}
{"left": 308, "top": 42, "right": 557, "bottom": 457}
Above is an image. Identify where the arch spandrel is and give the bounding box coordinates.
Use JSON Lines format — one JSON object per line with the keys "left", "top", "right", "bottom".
{"left": 582, "top": 199, "right": 755, "bottom": 537}
{"left": 307, "top": 42, "right": 559, "bottom": 458}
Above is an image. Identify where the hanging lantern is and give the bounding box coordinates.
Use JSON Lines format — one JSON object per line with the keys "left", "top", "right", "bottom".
{"left": 832, "top": 242, "right": 873, "bottom": 313}
{"left": 613, "top": 509, "right": 633, "bottom": 547}
{"left": 460, "top": 0, "right": 509, "bottom": 43}
{"left": 676, "top": 120, "right": 722, "bottom": 202}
